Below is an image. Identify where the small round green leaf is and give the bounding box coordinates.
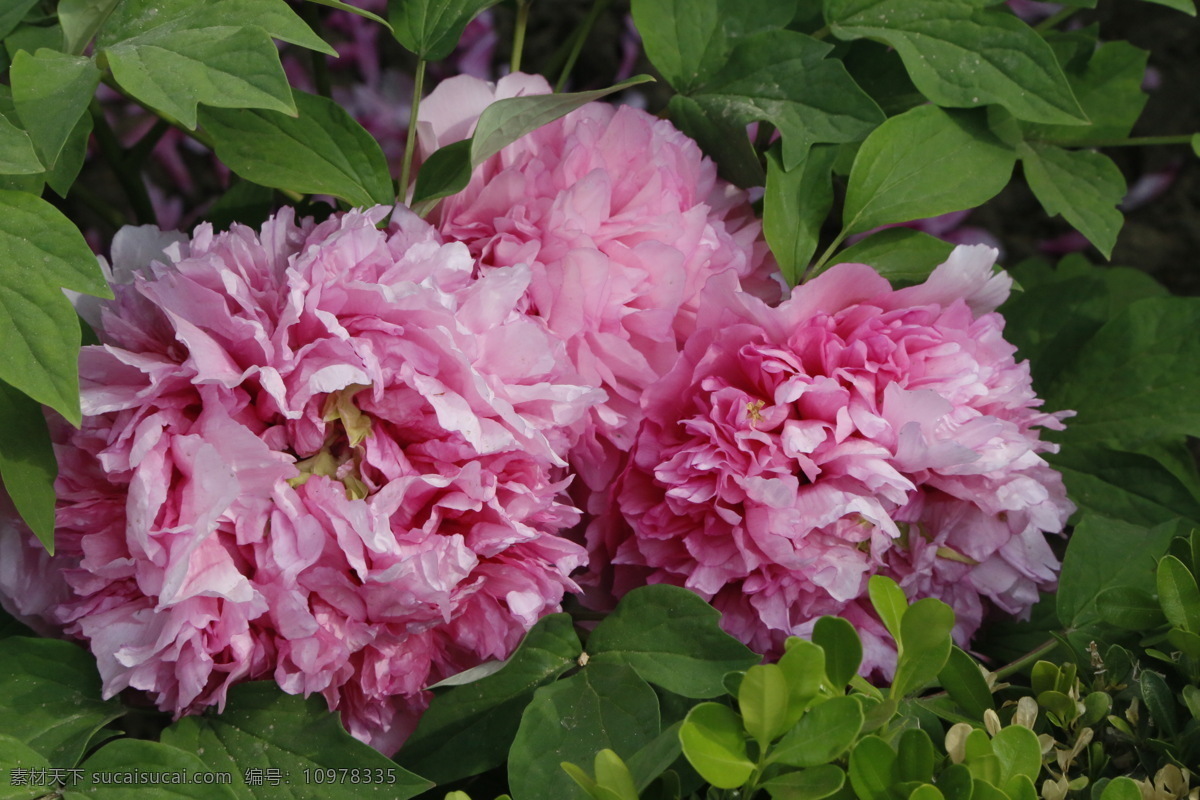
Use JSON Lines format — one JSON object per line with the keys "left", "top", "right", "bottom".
{"left": 812, "top": 616, "right": 862, "bottom": 690}
{"left": 678, "top": 703, "right": 755, "bottom": 790}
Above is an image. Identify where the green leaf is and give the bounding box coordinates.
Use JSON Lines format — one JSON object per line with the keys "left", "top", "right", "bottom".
{"left": 868, "top": 575, "right": 907, "bottom": 642}
{"left": 990, "top": 725, "right": 1040, "bottom": 784}
{"left": 0, "top": 381, "right": 57, "bottom": 550}
{"left": 764, "top": 144, "right": 837, "bottom": 285}
{"left": 625, "top": 722, "right": 683, "bottom": 794}
{"left": 0, "top": 110, "right": 43, "bottom": 175}
{"left": 161, "top": 682, "right": 430, "bottom": 799}
{"left": 777, "top": 638, "right": 828, "bottom": 726}
{"left": 200, "top": 91, "right": 393, "bottom": 208}
{"left": 630, "top": 0, "right": 797, "bottom": 93}
{"left": 770, "top": 696, "right": 863, "bottom": 767}
{"left": 1138, "top": 670, "right": 1178, "bottom": 737}
{"left": 1101, "top": 778, "right": 1144, "bottom": 800}
{"left": 0, "top": 733, "right": 50, "bottom": 800}
{"left": 678, "top": 702, "right": 754, "bottom": 790}
{"left": 0, "top": 190, "right": 113, "bottom": 425}
{"left": 690, "top": 30, "right": 884, "bottom": 170}
{"left": 46, "top": 110, "right": 93, "bottom": 197}
{"left": 57, "top": 0, "right": 121, "bottom": 55}
{"left": 593, "top": 750, "right": 640, "bottom": 800}
{"left": 1021, "top": 41, "right": 1148, "bottom": 145}
{"left": 1140, "top": 0, "right": 1196, "bottom": 12}
{"left": 812, "top": 616, "right": 862, "bottom": 690}
{"left": 666, "top": 94, "right": 764, "bottom": 189}
{"left": 760, "top": 765, "right": 846, "bottom": 800}
{"left": 508, "top": 664, "right": 660, "bottom": 800}
{"left": 1192, "top": 133, "right": 1199, "bottom": 158}
{"left": 896, "top": 729, "right": 936, "bottom": 783}
{"left": 937, "top": 646, "right": 994, "bottom": 720}
{"left": 833, "top": 228, "right": 955, "bottom": 287}
{"left": 910, "top": 785, "right": 945, "bottom": 800}
{"left": 848, "top": 735, "right": 897, "bottom": 800}
{"left": 1046, "top": 297, "right": 1200, "bottom": 445}
{"left": 739, "top": 664, "right": 790, "bottom": 749}
{"left": 1093, "top": 586, "right": 1166, "bottom": 630}
{"left": 410, "top": 139, "right": 472, "bottom": 208}
{"left": 935, "top": 763, "right": 973, "bottom": 800}
{"left": 0, "top": 0, "right": 39, "bottom": 40}
{"left": 0, "top": 638, "right": 125, "bottom": 768}
{"left": 843, "top": 105, "right": 1015, "bottom": 236}
{"left": 1018, "top": 142, "right": 1124, "bottom": 258}
{"left": 98, "top": 0, "right": 334, "bottom": 54}
{"left": 587, "top": 584, "right": 759, "bottom": 698}
{"left": 105, "top": 25, "right": 296, "bottom": 130}
{"left": 825, "top": 0, "right": 1086, "bottom": 125}
{"left": 1057, "top": 514, "right": 1182, "bottom": 630}
{"left": 1048, "top": 444, "right": 1200, "bottom": 528}
{"left": 67, "top": 740, "right": 239, "bottom": 800}
{"left": 388, "top": 0, "right": 500, "bottom": 60}
{"left": 306, "top": 0, "right": 392, "bottom": 29}
{"left": 397, "top": 614, "right": 581, "bottom": 785}
{"left": 10, "top": 50, "right": 100, "bottom": 169}
{"left": 1157, "top": 554, "right": 1200, "bottom": 633}
{"left": 892, "top": 598, "right": 955, "bottom": 699}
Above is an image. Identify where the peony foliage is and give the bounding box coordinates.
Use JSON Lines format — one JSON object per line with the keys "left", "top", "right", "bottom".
{"left": 0, "top": 0, "right": 1198, "bottom": 799}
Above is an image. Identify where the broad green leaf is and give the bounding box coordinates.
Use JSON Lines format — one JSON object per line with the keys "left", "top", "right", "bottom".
{"left": 0, "top": 638, "right": 125, "bottom": 768}
{"left": 397, "top": 614, "right": 581, "bottom": 785}
{"left": 990, "top": 725, "right": 1040, "bottom": 783}
{"left": 625, "top": 722, "right": 683, "bottom": 794}
{"left": 777, "top": 638, "right": 827, "bottom": 726}
{"left": 66, "top": 740, "right": 239, "bottom": 800}
{"left": 738, "top": 664, "right": 789, "bottom": 748}
{"left": 868, "top": 575, "right": 907, "bottom": 641}
{"left": 388, "top": 0, "right": 500, "bottom": 60}
{"left": 105, "top": 26, "right": 296, "bottom": 130}
{"left": 98, "top": 0, "right": 334, "bottom": 54}
{"left": 935, "top": 763, "right": 973, "bottom": 800}
{"left": 630, "top": 0, "right": 797, "bottom": 93}
{"left": 678, "top": 702, "right": 754, "bottom": 790}
{"left": 0, "top": 381, "right": 57, "bottom": 550}
{"left": 410, "top": 139, "right": 472, "bottom": 208}
{"left": 1157, "top": 555, "right": 1200, "bottom": 633}
{"left": 1101, "top": 778, "right": 1144, "bottom": 800}
{"left": 833, "top": 228, "right": 955, "bottom": 287}
{"left": 0, "top": 733, "right": 49, "bottom": 800}
{"left": 46, "top": 110, "right": 93, "bottom": 198}
{"left": 1138, "top": 670, "right": 1178, "bottom": 737}
{"left": 770, "top": 696, "right": 863, "bottom": 767}
{"left": 937, "top": 646, "right": 994, "bottom": 720}
{"left": 57, "top": 0, "right": 121, "bottom": 54}
{"left": 848, "top": 735, "right": 897, "bottom": 800}
{"left": 4, "top": 22, "right": 64, "bottom": 55}
{"left": 508, "top": 664, "right": 659, "bottom": 800}
{"left": 1093, "top": 586, "right": 1165, "bottom": 631}
{"left": 667, "top": 94, "right": 764, "bottom": 189}
{"left": 1141, "top": 0, "right": 1196, "bottom": 12}
{"left": 593, "top": 750, "right": 640, "bottom": 800}
{"left": 1048, "top": 444, "right": 1200, "bottom": 528}
{"left": 826, "top": 0, "right": 1086, "bottom": 125}
{"left": 161, "top": 682, "right": 431, "bottom": 799}
{"left": 1046, "top": 297, "right": 1200, "bottom": 445}
{"left": 812, "top": 616, "right": 862, "bottom": 690}
{"left": 0, "top": 0, "right": 39, "bottom": 39}
{"left": 200, "top": 91, "right": 393, "bottom": 208}
{"left": 910, "top": 786, "right": 945, "bottom": 800}
{"left": 765, "top": 144, "right": 837, "bottom": 285}
{"left": 1168, "top": 628, "right": 1200, "bottom": 660}
{"left": 843, "top": 106, "right": 1014, "bottom": 236}
{"left": 896, "top": 728, "right": 936, "bottom": 783}
{"left": 1018, "top": 142, "right": 1124, "bottom": 258}
{"left": 760, "top": 765, "right": 846, "bottom": 800}
{"left": 691, "top": 30, "right": 884, "bottom": 170}
{"left": 0, "top": 190, "right": 113, "bottom": 425}
{"left": 0, "top": 111, "right": 42, "bottom": 175}
{"left": 306, "top": 0, "right": 392, "bottom": 29}
{"left": 1057, "top": 514, "right": 1182, "bottom": 630}
{"left": 1022, "top": 41, "right": 1148, "bottom": 145}
{"left": 10, "top": 49, "right": 100, "bottom": 169}
{"left": 892, "top": 598, "right": 955, "bottom": 699}
{"left": 587, "top": 584, "right": 759, "bottom": 698}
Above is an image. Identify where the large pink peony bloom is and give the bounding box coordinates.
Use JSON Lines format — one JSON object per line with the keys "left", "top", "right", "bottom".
{"left": 0, "top": 206, "right": 600, "bottom": 754}
{"left": 589, "top": 245, "right": 1073, "bottom": 673}
{"left": 416, "top": 73, "right": 781, "bottom": 494}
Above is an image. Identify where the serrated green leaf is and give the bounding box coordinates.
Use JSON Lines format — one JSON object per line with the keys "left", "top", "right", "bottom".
{"left": 690, "top": 30, "right": 884, "bottom": 170}
{"left": 1019, "top": 142, "right": 1124, "bottom": 258}
{"left": 826, "top": 0, "right": 1086, "bottom": 125}
{"left": 938, "top": 646, "right": 994, "bottom": 720}
{"left": 1157, "top": 554, "right": 1200, "bottom": 633}
{"left": 106, "top": 26, "right": 296, "bottom": 130}
{"left": 10, "top": 49, "right": 100, "bottom": 169}
{"left": 0, "top": 0, "right": 39, "bottom": 40}
{"left": 868, "top": 575, "right": 907, "bottom": 642}
{"left": 678, "top": 702, "right": 754, "bottom": 790}
{"left": 0, "top": 381, "right": 57, "bottom": 550}
{"left": 0, "top": 638, "right": 125, "bottom": 768}
{"left": 834, "top": 228, "right": 956, "bottom": 287}
{"left": 812, "top": 616, "right": 862, "bottom": 690}
{"left": 388, "top": 0, "right": 500, "bottom": 60}
{"left": 0, "top": 190, "right": 113, "bottom": 425}
{"left": 0, "top": 110, "right": 43, "bottom": 175}
{"left": 1022, "top": 41, "right": 1148, "bottom": 145}
{"left": 57, "top": 0, "right": 121, "bottom": 54}
{"left": 630, "top": 0, "right": 796, "bottom": 93}
{"left": 587, "top": 585, "right": 759, "bottom": 698}
{"left": 848, "top": 735, "right": 897, "bottom": 800}
{"left": 1093, "top": 586, "right": 1166, "bottom": 630}
{"left": 201, "top": 90, "right": 393, "bottom": 208}
{"left": 843, "top": 105, "right": 1014, "bottom": 236}
{"left": 761, "top": 764, "right": 846, "bottom": 800}
{"left": 765, "top": 144, "right": 836, "bottom": 285}
{"left": 508, "top": 664, "right": 660, "bottom": 800}
{"left": 397, "top": 614, "right": 581, "bottom": 785}
{"left": 66, "top": 740, "right": 239, "bottom": 800}
{"left": 161, "top": 682, "right": 430, "bottom": 799}
{"left": 739, "top": 664, "right": 790, "bottom": 749}
{"left": 892, "top": 598, "right": 955, "bottom": 699}
{"left": 770, "top": 696, "right": 863, "bottom": 767}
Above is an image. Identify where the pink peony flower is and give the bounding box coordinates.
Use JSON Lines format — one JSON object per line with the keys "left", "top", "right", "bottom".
{"left": 416, "top": 73, "right": 782, "bottom": 496}
{"left": 588, "top": 245, "right": 1073, "bottom": 673}
{"left": 0, "top": 206, "right": 600, "bottom": 754}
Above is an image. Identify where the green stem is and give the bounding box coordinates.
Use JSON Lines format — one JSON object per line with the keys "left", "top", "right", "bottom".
{"left": 1035, "top": 7, "right": 1080, "bottom": 32}
{"left": 555, "top": 0, "right": 610, "bottom": 91}
{"left": 511, "top": 0, "right": 531, "bottom": 74}
{"left": 804, "top": 227, "right": 851, "bottom": 283}
{"left": 89, "top": 100, "right": 157, "bottom": 225}
{"left": 1069, "top": 134, "right": 1197, "bottom": 148}
{"left": 991, "top": 638, "right": 1062, "bottom": 682}
{"left": 399, "top": 58, "right": 427, "bottom": 201}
